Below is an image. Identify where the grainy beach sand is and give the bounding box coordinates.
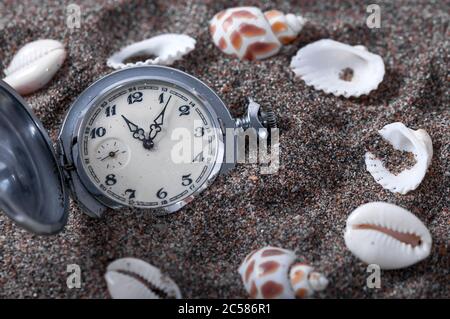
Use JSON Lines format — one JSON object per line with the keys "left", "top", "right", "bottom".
{"left": 0, "top": 0, "right": 448, "bottom": 298}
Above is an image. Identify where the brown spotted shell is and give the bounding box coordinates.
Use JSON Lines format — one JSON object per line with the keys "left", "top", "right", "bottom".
{"left": 289, "top": 263, "right": 329, "bottom": 298}
{"left": 209, "top": 7, "right": 305, "bottom": 60}
{"left": 238, "top": 246, "right": 329, "bottom": 299}
{"left": 238, "top": 246, "right": 296, "bottom": 299}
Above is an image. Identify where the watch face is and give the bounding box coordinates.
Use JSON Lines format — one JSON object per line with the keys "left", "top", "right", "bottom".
{"left": 78, "top": 79, "right": 222, "bottom": 209}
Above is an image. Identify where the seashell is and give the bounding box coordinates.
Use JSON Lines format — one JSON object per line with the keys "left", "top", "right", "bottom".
{"left": 238, "top": 246, "right": 296, "bottom": 299}
{"left": 238, "top": 246, "right": 328, "bottom": 299}
{"left": 289, "top": 263, "right": 329, "bottom": 298}
{"left": 104, "top": 257, "right": 182, "bottom": 299}
{"left": 365, "top": 122, "right": 433, "bottom": 194}
{"left": 344, "top": 202, "right": 432, "bottom": 270}
{"left": 209, "top": 7, "right": 306, "bottom": 61}
{"left": 106, "top": 34, "right": 196, "bottom": 70}
{"left": 290, "top": 39, "right": 385, "bottom": 97}
{"left": 3, "top": 39, "right": 66, "bottom": 95}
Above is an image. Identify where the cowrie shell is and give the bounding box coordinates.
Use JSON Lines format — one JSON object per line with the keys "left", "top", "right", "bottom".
{"left": 106, "top": 34, "right": 196, "bottom": 70}
{"left": 3, "top": 39, "right": 66, "bottom": 95}
{"left": 344, "top": 202, "right": 432, "bottom": 270}
{"left": 290, "top": 39, "right": 385, "bottom": 97}
{"left": 104, "top": 257, "right": 182, "bottom": 299}
{"left": 365, "top": 122, "right": 433, "bottom": 194}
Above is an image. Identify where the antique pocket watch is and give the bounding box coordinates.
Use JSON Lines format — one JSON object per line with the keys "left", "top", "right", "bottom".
{"left": 0, "top": 66, "right": 276, "bottom": 235}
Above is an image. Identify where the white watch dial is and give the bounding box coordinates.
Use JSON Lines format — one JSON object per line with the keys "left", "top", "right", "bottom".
{"left": 79, "top": 80, "right": 221, "bottom": 209}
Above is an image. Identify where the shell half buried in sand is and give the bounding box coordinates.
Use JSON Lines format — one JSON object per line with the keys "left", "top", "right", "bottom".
{"left": 365, "top": 122, "right": 433, "bottom": 194}
{"left": 3, "top": 39, "right": 66, "bottom": 95}
{"left": 107, "top": 34, "right": 196, "bottom": 69}
{"left": 104, "top": 257, "right": 182, "bottom": 299}
{"left": 290, "top": 39, "right": 385, "bottom": 97}
{"left": 344, "top": 202, "right": 432, "bottom": 270}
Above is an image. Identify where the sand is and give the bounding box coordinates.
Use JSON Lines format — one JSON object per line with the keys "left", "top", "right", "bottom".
{"left": 0, "top": 0, "right": 448, "bottom": 298}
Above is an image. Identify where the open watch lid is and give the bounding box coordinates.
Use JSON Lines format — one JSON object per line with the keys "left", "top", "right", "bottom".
{"left": 0, "top": 80, "right": 69, "bottom": 234}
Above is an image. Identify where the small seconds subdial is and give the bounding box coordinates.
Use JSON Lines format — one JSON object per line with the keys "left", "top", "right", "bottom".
{"left": 95, "top": 139, "right": 130, "bottom": 170}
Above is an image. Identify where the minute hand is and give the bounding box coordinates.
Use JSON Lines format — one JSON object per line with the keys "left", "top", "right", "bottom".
{"left": 148, "top": 95, "right": 172, "bottom": 140}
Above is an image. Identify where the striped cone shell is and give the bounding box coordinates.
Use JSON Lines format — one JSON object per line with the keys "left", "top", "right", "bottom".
{"left": 238, "top": 246, "right": 328, "bottom": 299}
{"left": 209, "top": 7, "right": 305, "bottom": 61}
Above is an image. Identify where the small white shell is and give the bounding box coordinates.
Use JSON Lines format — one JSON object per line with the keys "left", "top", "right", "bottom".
{"left": 210, "top": 7, "right": 305, "bottom": 61}
{"left": 238, "top": 246, "right": 296, "bottom": 298}
{"left": 344, "top": 202, "right": 432, "bottom": 270}
{"left": 3, "top": 39, "right": 66, "bottom": 95}
{"left": 290, "top": 39, "right": 385, "bottom": 97}
{"left": 289, "top": 263, "right": 329, "bottom": 298}
{"left": 107, "top": 34, "right": 196, "bottom": 70}
{"left": 365, "top": 122, "right": 433, "bottom": 194}
{"left": 104, "top": 257, "right": 182, "bottom": 299}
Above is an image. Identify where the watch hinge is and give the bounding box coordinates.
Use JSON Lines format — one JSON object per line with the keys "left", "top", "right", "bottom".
{"left": 57, "top": 138, "right": 75, "bottom": 171}
{"left": 63, "top": 164, "right": 76, "bottom": 171}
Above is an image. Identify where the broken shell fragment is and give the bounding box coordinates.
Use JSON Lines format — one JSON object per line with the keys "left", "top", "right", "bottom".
{"left": 210, "top": 7, "right": 306, "bottom": 60}
{"left": 290, "top": 39, "right": 385, "bottom": 97}
{"left": 289, "top": 263, "right": 329, "bottom": 298}
{"left": 344, "top": 202, "right": 432, "bottom": 270}
{"left": 3, "top": 39, "right": 66, "bottom": 95}
{"left": 107, "top": 34, "right": 196, "bottom": 69}
{"left": 105, "top": 257, "right": 182, "bottom": 299}
{"left": 238, "top": 246, "right": 328, "bottom": 299}
{"left": 365, "top": 122, "right": 433, "bottom": 194}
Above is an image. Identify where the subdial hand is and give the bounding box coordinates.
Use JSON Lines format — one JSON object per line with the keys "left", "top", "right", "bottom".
{"left": 122, "top": 115, "right": 146, "bottom": 141}
{"left": 100, "top": 150, "right": 120, "bottom": 161}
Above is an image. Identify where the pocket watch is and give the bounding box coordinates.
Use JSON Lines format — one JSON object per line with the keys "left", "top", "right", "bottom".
{"left": 0, "top": 66, "right": 276, "bottom": 235}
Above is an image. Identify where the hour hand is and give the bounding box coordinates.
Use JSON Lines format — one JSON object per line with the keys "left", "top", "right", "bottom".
{"left": 122, "top": 115, "right": 145, "bottom": 141}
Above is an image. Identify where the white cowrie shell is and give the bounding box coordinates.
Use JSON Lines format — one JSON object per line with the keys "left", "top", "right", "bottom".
{"left": 344, "top": 202, "right": 432, "bottom": 270}
{"left": 3, "top": 39, "right": 66, "bottom": 95}
{"left": 105, "top": 257, "right": 182, "bottom": 299}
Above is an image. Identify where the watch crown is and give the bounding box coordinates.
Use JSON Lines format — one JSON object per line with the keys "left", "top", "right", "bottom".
{"left": 260, "top": 108, "right": 277, "bottom": 129}
{"left": 236, "top": 98, "right": 277, "bottom": 137}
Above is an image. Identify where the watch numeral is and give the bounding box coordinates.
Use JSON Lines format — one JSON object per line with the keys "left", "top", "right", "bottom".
{"left": 156, "top": 188, "right": 168, "bottom": 199}
{"left": 105, "top": 174, "right": 117, "bottom": 186}
{"left": 194, "top": 127, "right": 205, "bottom": 137}
{"left": 178, "top": 105, "right": 190, "bottom": 116}
{"left": 159, "top": 93, "right": 164, "bottom": 104}
{"left": 127, "top": 92, "right": 143, "bottom": 104}
{"left": 90, "top": 127, "right": 106, "bottom": 139}
{"left": 125, "top": 189, "right": 136, "bottom": 199}
{"left": 193, "top": 151, "right": 204, "bottom": 162}
{"left": 182, "top": 174, "right": 193, "bottom": 186}
{"left": 105, "top": 105, "right": 116, "bottom": 117}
